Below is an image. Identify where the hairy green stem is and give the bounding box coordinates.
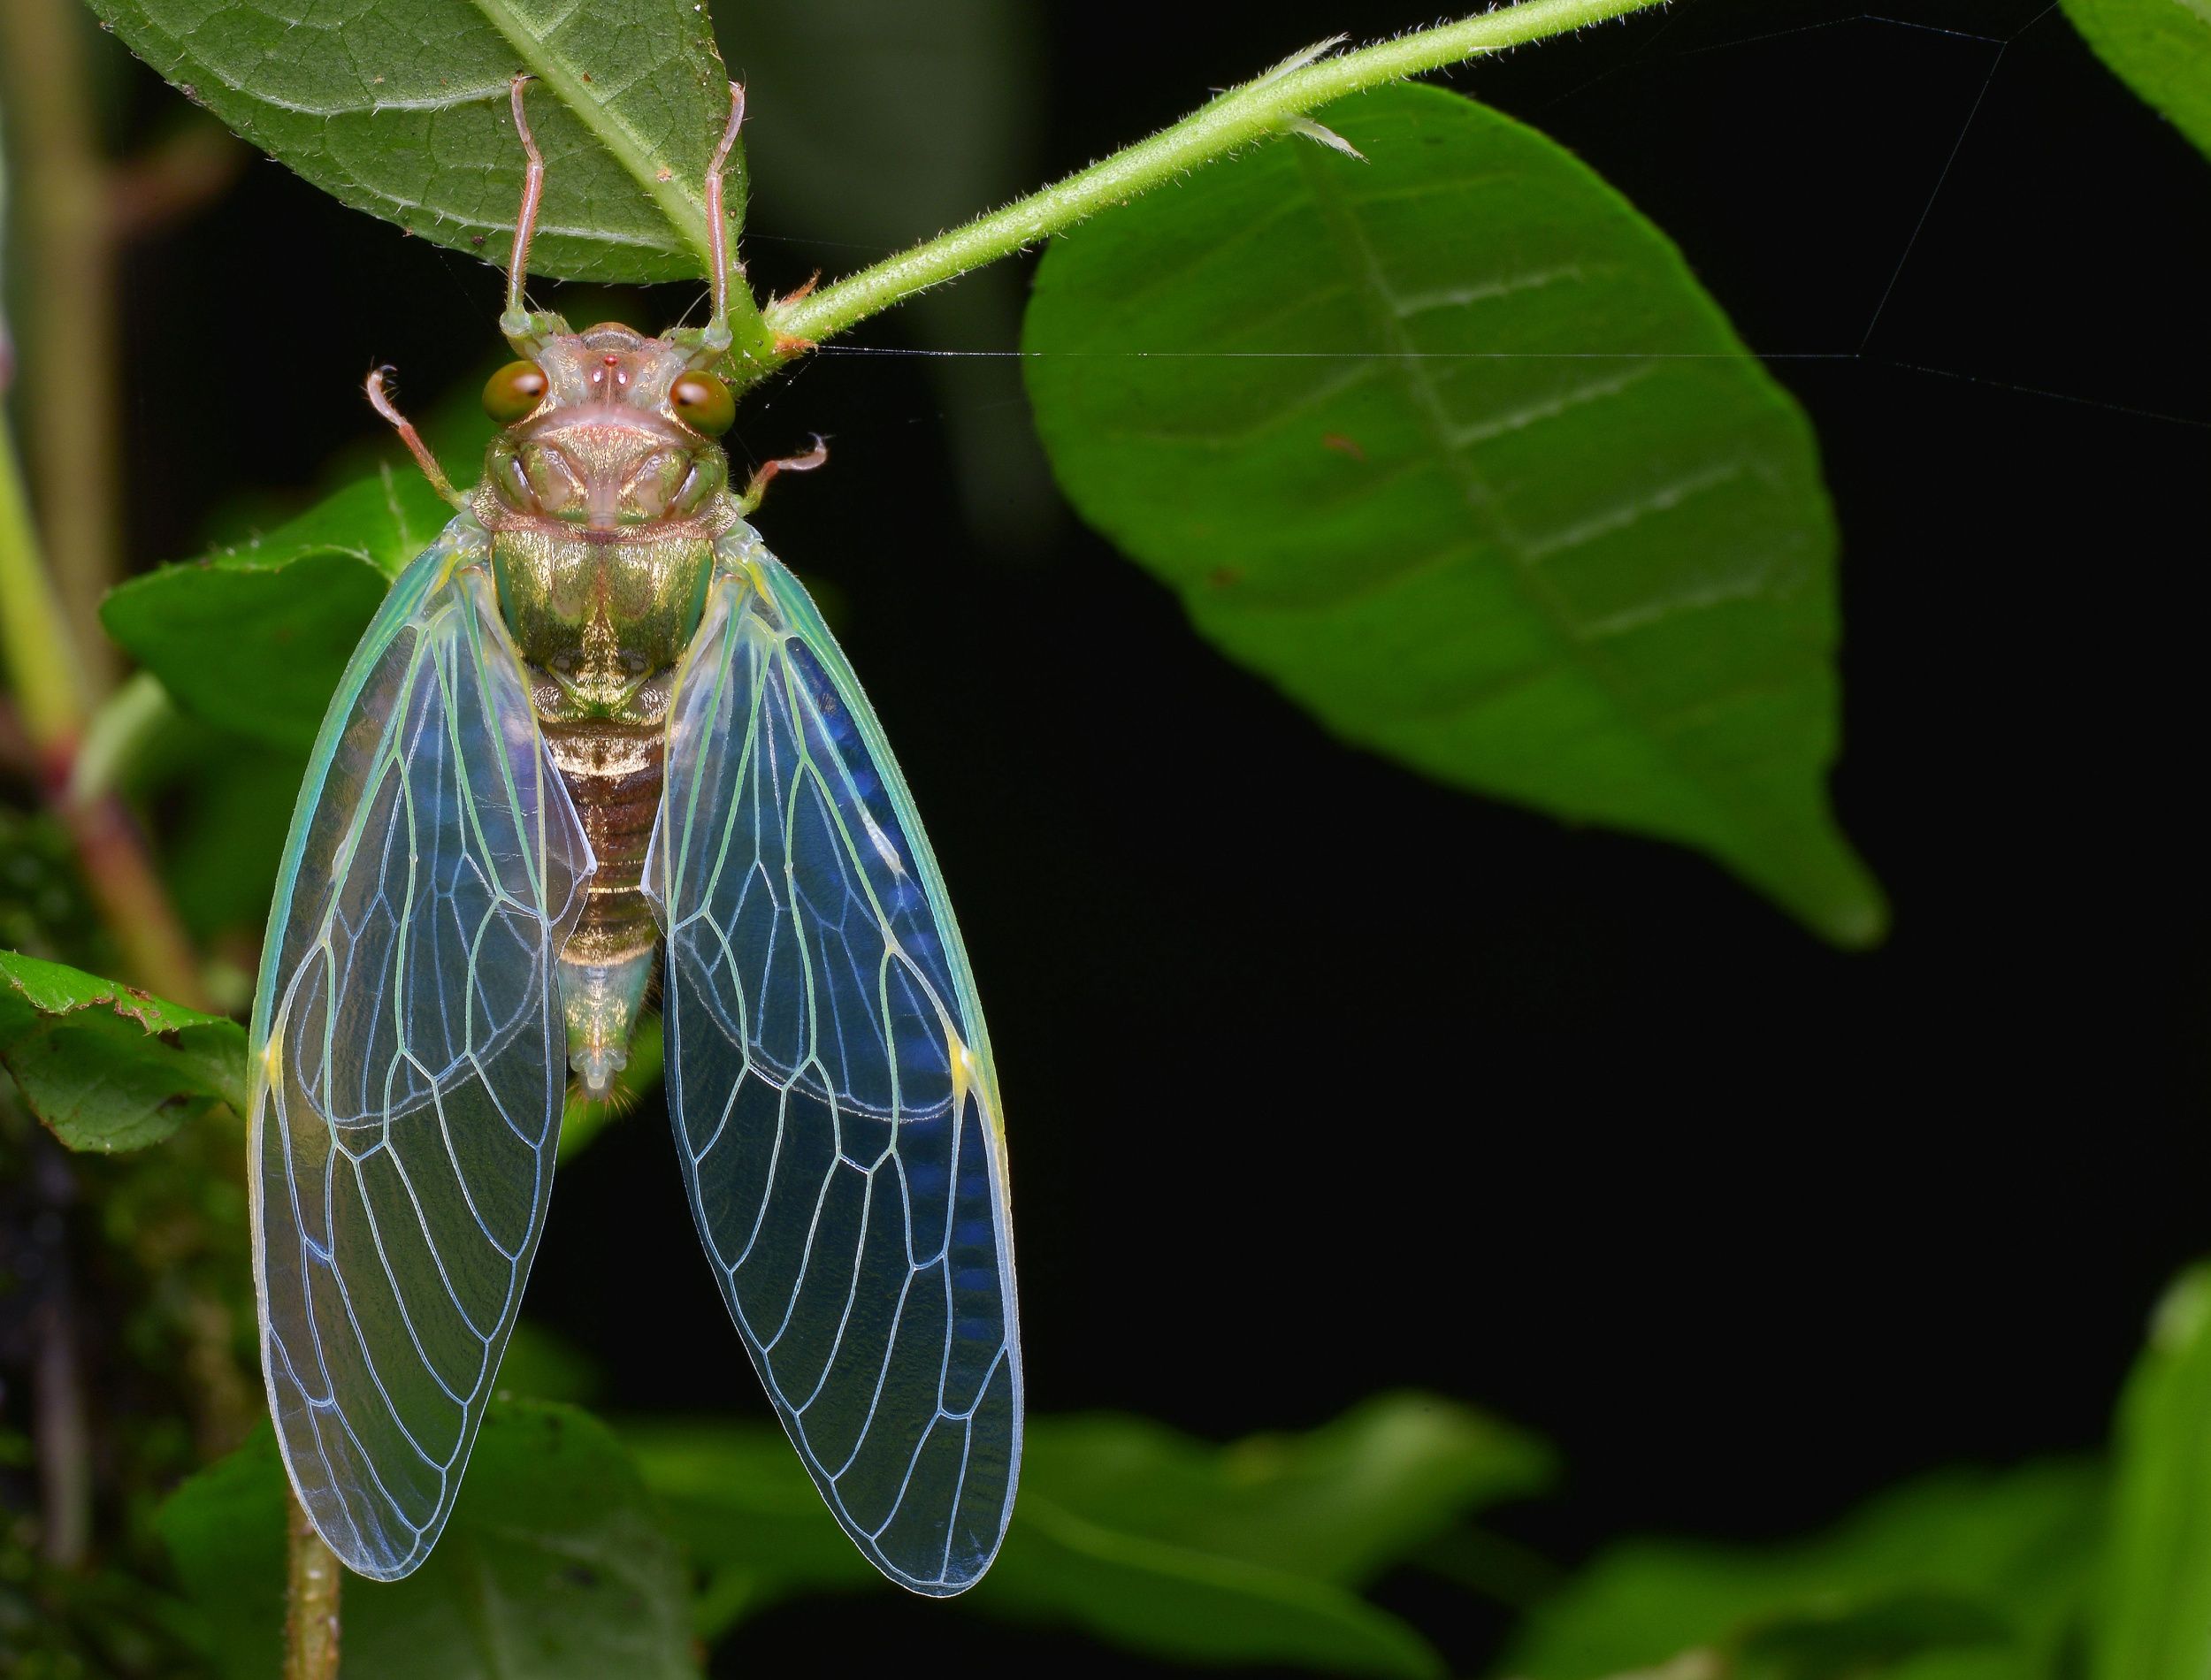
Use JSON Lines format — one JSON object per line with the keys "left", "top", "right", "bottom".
{"left": 761, "top": 0, "right": 1667, "bottom": 351}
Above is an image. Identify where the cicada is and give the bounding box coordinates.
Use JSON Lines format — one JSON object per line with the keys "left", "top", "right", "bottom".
{"left": 246, "top": 79, "right": 1020, "bottom": 1595}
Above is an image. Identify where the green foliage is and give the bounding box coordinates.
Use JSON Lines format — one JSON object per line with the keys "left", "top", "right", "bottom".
{"left": 627, "top": 1392, "right": 1544, "bottom": 1676}
{"left": 0, "top": 950, "right": 244, "bottom": 1149}
{"left": 160, "top": 1402, "right": 697, "bottom": 1680}
{"left": 1024, "top": 83, "right": 1883, "bottom": 945}
{"left": 2092, "top": 1264, "right": 2211, "bottom": 1678}
{"left": 101, "top": 465, "right": 446, "bottom": 751}
{"left": 87, "top": 0, "right": 750, "bottom": 286}
{"left": 2062, "top": 0, "right": 2211, "bottom": 162}
{"left": 1502, "top": 1460, "right": 2103, "bottom": 1679}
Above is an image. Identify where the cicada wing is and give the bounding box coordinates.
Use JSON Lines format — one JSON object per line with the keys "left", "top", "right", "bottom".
{"left": 248, "top": 521, "right": 593, "bottom": 1580}
{"left": 646, "top": 529, "right": 1021, "bottom": 1596}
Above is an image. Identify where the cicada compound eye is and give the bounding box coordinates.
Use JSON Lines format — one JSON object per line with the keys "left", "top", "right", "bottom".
{"left": 670, "top": 370, "right": 735, "bottom": 437}
{"left": 483, "top": 360, "right": 548, "bottom": 424}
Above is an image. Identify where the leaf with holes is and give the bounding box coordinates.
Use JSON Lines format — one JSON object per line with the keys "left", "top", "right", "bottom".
{"left": 1024, "top": 84, "right": 1884, "bottom": 943}
{"left": 2062, "top": 0, "right": 2211, "bottom": 162}
{"left": 88, "top": 0, "right": 747, "bottom": 286}
{"left": 0, "top": 950, "right": 245, "bottom": 1150}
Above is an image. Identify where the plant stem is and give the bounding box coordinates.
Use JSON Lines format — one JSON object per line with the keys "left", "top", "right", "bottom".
{"left": 3, "top": 434, "right": 207, "bottom": 1006}
{"left": 286, "top": 1491, "right": 343, "bottom": 1680}
{"left": 762, "top": 0, "right": 1667, "bottom": 352}
{"left": 0, "top": 0, "right": 124, "bottom": 694}
{"left": 0, "top": 427, "right": 83, "bottom": 747}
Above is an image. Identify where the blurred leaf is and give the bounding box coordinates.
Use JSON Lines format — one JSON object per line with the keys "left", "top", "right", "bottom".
{"left": 983, "top": 1493, "right": 1442, "bottom": 1678}
{"left": 621, "top": 1420, "right": 884, "bottom": 1636}
{"left": 1503, "top": 1461, "right": 2102, "bottom": 1680}
{"left": 1024, "top": 84, "right": 1883, "bottom": 945}
{"left": 160, "top": 1402, "right": 697, "bottom": 1680}
{"left": 160, "top": 740, "right": 307, "bottom": 943}
{"left": 87, "top": 0, "right": 748, "bottom": 286}
{"left": 0, "top": 949, "right": 244, "bottom": 1149}
{"left": 2062, "top": 0, "right": 2211, "bottom": 162}
{"left": 2092, "top": 1262, "right": 2211, "bottom": 1679}
{"left": 493, "top": 1320, "right": 606, "bottom": 1408}
{"left": 1733, "top": 1593, "right": 2014, "bottom": 1680}
{"left": 1014, "top": 1390, "right": 1550, "bottom": 1586}
{"left": 101, "top": 464, "right": 440, "bottom": 750}
{"left": 629, "top": 1393, "right": 1544, "bottom": 1676}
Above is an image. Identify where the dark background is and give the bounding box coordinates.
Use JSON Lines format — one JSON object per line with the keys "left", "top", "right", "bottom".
{"left": 97, "top": 0, "right": 2211, "bottom": 1669}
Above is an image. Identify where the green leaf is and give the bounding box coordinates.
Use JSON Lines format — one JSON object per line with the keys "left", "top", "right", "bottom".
{"left": 101, "top": 465, "right": 441, "bottom": 750}
{"left": 1012, "top": 1390, "right": 1550, "bottom": 1586}
{"left": 0, "top": 949, "right": 244, "bottom": 1150}
{"left": 1023, "top": 84, "right": 1883, "bottom": 944}
{"left": 983, "top": 1493, "right": 1442, "bottom": 1678}
{"left": 87, "top": 0, "right": 746, "bottom": 286}
{"left": 1503, "top": 1461, "right": 2103, "bottom": 1680}
{"left": 2062, "top": 0, "right": 2211, "bottom": 162}
{"left": 2092, "top": 1263, "right": 2211, "bottom": 1679}
{"left": 627, "top": 1394, "right": 1544, "bottom": 1676}
{"left": 159, "top": 1402, "right": 697, "bottom": 1680}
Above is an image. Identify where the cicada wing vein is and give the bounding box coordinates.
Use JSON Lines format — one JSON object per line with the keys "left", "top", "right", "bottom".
{"left": 248, "top": 520, "right": 593, "bottom": 1579}
{"left": 646, "top": 526, "right": 1021, "bottom": 1596}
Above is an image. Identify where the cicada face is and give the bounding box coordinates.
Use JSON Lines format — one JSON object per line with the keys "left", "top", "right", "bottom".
{"left": 478, "top": 323, "right": 735, "bottom": 529}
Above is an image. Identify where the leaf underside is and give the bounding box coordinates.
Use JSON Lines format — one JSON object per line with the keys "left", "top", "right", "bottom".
{"left": 87, "top": 0, "right": 744, "bottom": 284}
{"left": 1023, "top": 84, "right": 1885, "bottom": 944}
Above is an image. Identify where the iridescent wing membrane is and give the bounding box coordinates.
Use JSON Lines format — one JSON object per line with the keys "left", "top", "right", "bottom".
{"left": 648, "top": 528, "right": 1022, "bottom": 1594}
{"left": 249, "top": 522, "right": 592, "bottom": 1579}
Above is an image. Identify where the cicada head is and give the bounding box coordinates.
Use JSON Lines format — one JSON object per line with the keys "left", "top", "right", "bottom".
{"left": 475, "top": 319, "right": 737, "bottom": 531}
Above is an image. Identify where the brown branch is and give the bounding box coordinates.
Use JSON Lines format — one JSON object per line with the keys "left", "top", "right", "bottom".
{"left": 286, "top": 1492, "right": 343, "bottom": 1680}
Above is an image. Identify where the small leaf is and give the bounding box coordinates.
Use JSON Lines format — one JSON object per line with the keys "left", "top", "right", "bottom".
{"left": 2092, "top": 1263, "right": 2211, "bottom": 1680}
{"left": 0, "top": 950, "right": 244, "bottom": 1150}
{"left": 1023, "top": 84, "right": 1884, "bottom": 944}
{"left": 159, "top": 1402, "right": 697, "bottom": 1680}
{"left": 2062, "top": 0, "right": 2211, "bottom": 162}
{"left": 1503, "top": 1461, "right": 2102, "bottom": 1680}
{"left": 101, "top": 465, "right": 441, "bottom": 749}
{"left": 627, "top": 1394, "right": 1539, "bottom": 1675}
{"left": 88, "top": 0, "right": 746, "bottom": 285}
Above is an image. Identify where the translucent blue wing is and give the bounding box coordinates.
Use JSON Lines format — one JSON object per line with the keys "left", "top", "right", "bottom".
{"left": 646, "top": 524, "right": 1021, "bottom": 1595}
{"left": 248, "top": 519, "right": 593, "bottom": 1579}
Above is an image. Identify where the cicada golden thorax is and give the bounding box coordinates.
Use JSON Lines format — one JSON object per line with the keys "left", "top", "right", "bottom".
{"left": 471, "top": 320, "right": 741, "bottom": 1098}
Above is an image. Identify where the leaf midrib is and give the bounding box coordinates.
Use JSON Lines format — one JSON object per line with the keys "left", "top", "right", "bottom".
{"left": 1291, "top": 138, "right": 1757, "bottom": 857}
{"left": 467, "top": 0, "right": 712, "bottom": 271}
